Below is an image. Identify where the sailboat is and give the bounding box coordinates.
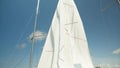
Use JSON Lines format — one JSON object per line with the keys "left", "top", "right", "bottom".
{"left": 37, "top": 0, "right": 94, "bottom": 68}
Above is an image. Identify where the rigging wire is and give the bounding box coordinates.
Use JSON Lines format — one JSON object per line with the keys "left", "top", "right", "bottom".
{"left": 113, "top": 0, "right": 120, "bottom": 10}
{"left": 100, "top": 0, "right": 104, "bottom": 23}
{"left": 99, "top": 0, "right": 120, "bottom": 39}
{"left": 99, "top": 0, "right": 109, "bottom": 34}
{"left": 5, "top": 12, "right": 34, "bottom": 68}
{"left": 99, "top": 0, "right": 120, "bottom": 21}
{"left": 113, "top": 0, "right": 120, "bottom": 15}
{"left": 15, "top": 13, "right": 34, "bottom": 45}
{"left": 100, "top": 0, "right": 115, "bottom": 12}
{"left": 101, "top": 0, "right": 120, "bottom": 12}
{"left": 4, "top": 9, "right": 36, "bottom": 68}
{"left": 118, "top": 0, "right": 120, "bottom": 5}
{"left": 14, "top": 49, "right": 29, "bottom": 68}
{"left": 4, "top": 0, "right": 42, "bottom": 68}
{"left": 114, "top": 0, "right": 120, "bottom": 6}
{"left": 12, "top": 13, "right": 34, "bottom": 68}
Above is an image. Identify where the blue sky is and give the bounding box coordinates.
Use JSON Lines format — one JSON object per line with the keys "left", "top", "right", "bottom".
{"left": 0, "top": 0, "right": 120, "bottom": 68}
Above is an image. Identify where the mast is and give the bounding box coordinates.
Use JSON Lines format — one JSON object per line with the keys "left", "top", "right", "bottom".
{"left": 29, "top": 0, "right": 40, "bottom": 68}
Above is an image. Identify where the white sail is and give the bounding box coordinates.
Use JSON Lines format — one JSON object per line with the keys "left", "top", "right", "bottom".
{"left": 37, "top": 0, "right": 94, "bottom": 68}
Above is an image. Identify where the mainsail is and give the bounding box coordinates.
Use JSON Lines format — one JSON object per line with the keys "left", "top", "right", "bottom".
{"left": 37, "top": 0, "right": 94, "bottom": 68}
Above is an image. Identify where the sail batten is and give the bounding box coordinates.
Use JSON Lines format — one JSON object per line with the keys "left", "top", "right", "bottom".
{"left": 37, "top": 0, "right": 94, "bottom": 68}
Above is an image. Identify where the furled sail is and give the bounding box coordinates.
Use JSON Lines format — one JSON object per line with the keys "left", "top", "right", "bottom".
{"left": 37, "top": 0, "right": 94, "bottom": 68}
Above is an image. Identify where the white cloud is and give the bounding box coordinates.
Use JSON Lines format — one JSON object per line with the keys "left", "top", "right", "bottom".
{"left": 16, "top": 43, "right": 27, "bottom": 49}
{"left": 113, "top": 48, "right": 120, "bottom": 55}
{"left": 114, "top": 64, "right": 120, "bottom": 68}
{"left": 29, "top": 30, "right": 46, "bottom": 41}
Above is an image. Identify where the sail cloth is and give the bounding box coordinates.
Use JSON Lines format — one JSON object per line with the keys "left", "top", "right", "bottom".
{"left": 37, "top": 0, "right": 94, "bottom": 68}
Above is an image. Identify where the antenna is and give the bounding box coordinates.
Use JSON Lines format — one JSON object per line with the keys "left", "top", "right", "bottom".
{"left": 29, "top": 0, "right": 40, "bottom": 68}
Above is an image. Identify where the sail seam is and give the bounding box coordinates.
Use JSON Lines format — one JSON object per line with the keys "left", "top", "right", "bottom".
{"left": 65, "top": 32, "right": 86, "bottom": 41}
{"left": 63, "top": 2, "right": 74, "bottom": 8}
{"left": 65, "top": 22, "right": 78, "bottom": 25}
